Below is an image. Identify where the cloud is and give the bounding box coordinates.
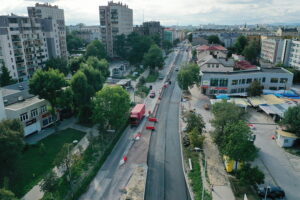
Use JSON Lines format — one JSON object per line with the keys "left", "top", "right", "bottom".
{"left": 0, "top": 0, "right": 300, "bottom": 26}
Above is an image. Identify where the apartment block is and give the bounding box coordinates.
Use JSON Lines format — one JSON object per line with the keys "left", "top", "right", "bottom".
{"left": 134, "top": 21, "right": 164, "bottom": 45}
{"left": 28, "top": 3, "right": 67, "bottom": 59}
{"left": 99, "top": 1, "right": 133, "bottom": 57}
{"left": 67, "top": 24, "right": 101, "bottom": 43}
{"left": 260, "top": 38, "right": 284, "bottom": 64}
{"left": 281, "top": 39, "right": 300, "bottom": 70}
{"left": 0, "top": 15, "right": 48, "bottom": 81}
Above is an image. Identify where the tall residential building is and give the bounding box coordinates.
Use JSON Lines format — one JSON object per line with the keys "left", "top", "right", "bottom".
{"left": 134, "top": 21, "right": 164, "bottom": 45}
{"left": 260, "top": 38, "right": 284, "bottom": 64}
{"left": 0, "top": 15, "right": 49, "bottom": 81}
{"left": 67, "top": 24, "right": 101, "bottom": 43}
{"left": 282, "top": 39, "right": 300, "bottom": 70}
{"left": 28, "top": 3, "right": 67, "bottom": 59}
{"left": 99, "top": 1, "right": 133, "bottom": 57}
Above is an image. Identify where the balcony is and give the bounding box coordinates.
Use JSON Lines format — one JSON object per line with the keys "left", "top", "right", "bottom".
{"left": 16, "top": 59, "right": 25, "bottom": 64}
{"left": 12, "top": 37, "right": 21, "bottom": 42}
{"left": 13, "top": 45, "right": 23, "bottom": 50}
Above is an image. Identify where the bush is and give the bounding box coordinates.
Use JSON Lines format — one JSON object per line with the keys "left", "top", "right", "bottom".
{"left": 237, "top": 163, "right": 264, "bottom": 185}
{"left": 188, "top": 128, "right": 205, "bottom": 149}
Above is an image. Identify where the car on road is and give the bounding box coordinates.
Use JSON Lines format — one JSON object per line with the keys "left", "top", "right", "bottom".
{"left": 149, "top": 91, "right": 156, "bottom": 98}
{"left": 175, "top": 67, "right": 179, "bottom": 71}
{"left": 159, "top": 73, "right": 164, "bottom": 80}
{"left": 257, "top": 186, "right": 285, "bottom": 199}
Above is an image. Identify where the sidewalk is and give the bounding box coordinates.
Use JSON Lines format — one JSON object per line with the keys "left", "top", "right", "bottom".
{"left": 182, "top": 86, "right": 235, "bottom": 200}
{"left": 22, "top": 120, "right": 96, "bottom": 200}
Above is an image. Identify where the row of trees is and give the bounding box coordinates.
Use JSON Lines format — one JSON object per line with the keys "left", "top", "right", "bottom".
{"left": 177, "top": 63, "right": 200, "bottom": 90}
{"left": 211, "top": 101, "right": 264, "bottom": 185}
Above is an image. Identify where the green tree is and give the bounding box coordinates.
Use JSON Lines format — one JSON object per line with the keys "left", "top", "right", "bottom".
{"left": 68, "top": 56, "right": 85, "bottom": 74}
{"left": 234, "top": 35, "right": 248, "bottom": 54}
{"left": 93, "top": 86, "right": 130, "bottom": 130}
{"left": 0, "top": 119, "right": 24, "bottom": 181}
{"left": 207, "top": 35, "right": 221, "bottom": 44}
{"left": 80, "top": 64, "right": 105, "bottom": 93}
{"left": 173, "top": 38, "right": 180, "bottom": 46}
{"left": 151, "top": 34, "right": 161, "bottom": 47}
{"left": 66, "top": 32, "right": 85, "bottom": 51}
{"left": 189, "top": 128, "right": 205, "bottom": 148}
{"left": 85, "top": 40, "right": 106, "bottom": 60}
{"left": 53, "top": 143, "right": 74, "bottom": 182}
{"left": 40, "top": 171, "right": 59, "bottom": 194}
{"left": 192, "top": 49, "right": 197, "bottom": 59}
{"left": 143, "top": 44, "right": 164, "bottom": 70}
{"left": 222, "top": 121, "right": 258, "bottom": 162}
{"left": 70, "top": 71, "right": 93, "bottom": 123}
{"left": 0, "top": 188, "right": 18, "bottom": 200}
{"left": 45, "top": 57, "right": 69, "bottom": 75}
{"left": 0, "top": 64, "right": 15, "bottom": 87}
{"left": 247, "top": 80, "right": 263, "bottom": 96}
{"left": 177, "top": 63, "right": 199, "bottom": 90}
{"left": 127, "top": 33, "right": 153, "bottom": 64}
{"left": 281, "top": 106, "right": 300, "bottom": 136}
{"left": 242, "top": 40, "right": 260, "bottom": 64}
{"left": 57, "top": 87, "right": 74, "bottom": 111}
{"left": 29, "top": 69, "right": 67, "bottom": 116}
{"left": 188, "top": 34, "right": 193, "bottom": 43}
{"left": 114, "top": 34, "right": 127, "bottom": 59}
{"left": 185, "top": 112, "right": 205, "bottom": 134}
{"left": 237, "top": 164, "right": 265, "bottom": 185}
{"left": 162, "top": 40, "right": 173, "bottom": 52}
{"left": 86, "top": 57, "right": 110, "bottom": 78}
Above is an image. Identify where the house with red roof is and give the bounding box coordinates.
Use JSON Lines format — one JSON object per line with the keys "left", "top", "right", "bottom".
{"left": 196, "top": 44, "right": 228, "bottom": 60}
{"left": 234, "top": 60, "right": 257, "bottom": 70}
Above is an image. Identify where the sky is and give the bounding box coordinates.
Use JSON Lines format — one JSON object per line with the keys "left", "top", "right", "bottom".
{"left": 1, "top": 0, "right": 300, "bottom": 26}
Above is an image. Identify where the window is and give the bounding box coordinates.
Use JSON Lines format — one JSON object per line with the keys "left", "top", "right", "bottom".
{"left": 242, "top": 79, "right": 245, "bottom": 84}
{"left": 241, "top": 88, "right": 245, "bottom": 92}
{"left": 280, "top": 78, "right": 288, "bottom": 83}
{"left": 230, "top": 89, "right": 237, "bottom": 93}
{"left": 246, "top": 78, "right": 252, "bottom": 84}
{"left": 216, "top": 64, "right": 219, "bottom": 68}
{"left": 278, "top": 87, "right": 285, "bottom": 90}
{"left": 219, "top": 78, "right": 228, "bottom": 87}
{"left": 262, "top": 77, "right": 266, "bottom": 82}
{"left": 31, "top": 108, "right": 38, "bottom": 117}
{"left": 210, "top": 78, "right": 219, "bottom": 86}
{"left": 20, "top": 112, "right": 28, "bottom": 121}
{"left": 41, "top": 105, "right": 47, "bottom": 113}
{"left": 232, "top": 80, "right": 238, "bottom": 85}
{"left": 207, "top": 64, "right": 210, "bottom": 68}
{"left": 284, "top": 139, "right": 289, "bottom": 144}
{"left": 269, "top": 87, "right": 277, "bottom": 90}
{"left": 270, "top": 78, "right": 278, "bottom": 83}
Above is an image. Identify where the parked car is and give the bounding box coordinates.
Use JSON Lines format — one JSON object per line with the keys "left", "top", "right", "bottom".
{"left": 257, "top": 186, "right": 285, "bottom": 199}
{"left": 149, "top": 91, "right": 155, "bottom": 98}
{"left": 159, "top": 73, "right": 164, "bottom": 80}
{"left": 175, "top": 67, "right": 179, "bottom": 71}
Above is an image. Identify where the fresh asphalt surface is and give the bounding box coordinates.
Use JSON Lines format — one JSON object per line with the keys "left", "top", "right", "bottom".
{"left": 145, "top": 45, "right": 190, "bottom": 200}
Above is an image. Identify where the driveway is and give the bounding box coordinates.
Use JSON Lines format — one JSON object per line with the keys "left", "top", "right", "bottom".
{"left": 249, "top": 109, "right": 300, "bottom": 200}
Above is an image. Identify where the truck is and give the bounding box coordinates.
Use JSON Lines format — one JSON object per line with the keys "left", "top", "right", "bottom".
{"left": 130, "top": 104, "right": 145, "bottom": 125}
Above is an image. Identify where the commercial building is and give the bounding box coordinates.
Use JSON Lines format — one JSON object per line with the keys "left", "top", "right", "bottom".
{"left": 134, "top": 21, "right": 164, "bottom": 45}
{"left": 28, "top": 3, "right": 68, "bottom": 59}
{"left": 99, "top": 1, "right": 133, "bottom": 57}
{"left": 260, "top": 38, "right": 284, "bottom": 64}
{"left": 0, "top": 14, "right": 49, "bottom": 81}
{"left": 67, "top": 24, "right": 101, "bottom": 43}
{"left": 0, "top": 81, "right": 58, "bottom": 136}
{"left": 276, "top": 27, "right": 299, "bottom": 37}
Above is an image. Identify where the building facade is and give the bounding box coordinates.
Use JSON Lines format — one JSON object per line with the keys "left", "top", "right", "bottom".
{"left": 99, "top": 1, "right": 133, "bottom": 57}
{"left": 0, "top": 15, "right": 49, "bottom": 81}
{"left": 67, "top": 24, "right": 101, "bottom": 43}
{"left": 282, "top": 39, "right": 300, "bottom": 70}
{"left": 134, "top": 21, "right": 164, "bottom": 45}
{"left": 28, "top": 3, "right": 67, "bottom": 59}
{"left": 200, "top": 68, "right": 293, "bottom": 95}
{"left": 260, "top": 38, "right": 284, "bottom": 64}
{"left": 276, "top": 28, "right": 299, "bottom": 37}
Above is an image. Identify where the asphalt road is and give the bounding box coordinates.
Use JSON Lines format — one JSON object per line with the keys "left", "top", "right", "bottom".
{"left": 145, "top": 44, "right": 190, "bottom": 200}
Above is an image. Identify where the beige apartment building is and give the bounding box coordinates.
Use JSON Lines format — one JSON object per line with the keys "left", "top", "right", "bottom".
{"left": 99, "top": 1, "right": 133, "bottom": 57}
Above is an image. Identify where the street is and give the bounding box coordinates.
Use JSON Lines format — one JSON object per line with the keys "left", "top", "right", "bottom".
{"left": 145, "top": 44, "right": 191, "bottom": 200}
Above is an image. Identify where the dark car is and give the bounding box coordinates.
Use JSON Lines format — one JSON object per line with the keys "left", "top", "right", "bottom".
{"left": 257, "top": 186, "right": 285, "bottom": 199}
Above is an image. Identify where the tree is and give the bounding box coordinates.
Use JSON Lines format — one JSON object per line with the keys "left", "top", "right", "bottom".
{"left": 143, "top": 44, "right": 164, "bottom": 70}
{"left": 29, "top": 69, "right": 67, "bottom": 115}
{"left": 86, "top": 57, "right": 110, "bottom": 78}
{"left": 70, "top": 71, "right": 93, "bottom": 123}
{"left": 188, "top": 34, "right": 193, "bottom": 43}
{"left": 93, "top": 86, "right": 130, "bottom": 130}
{"left": 41, "top": 171, "right": 59, "bottom": 194}
{"left": 114, "top": 34, "right": 127, "bottom": 59}
{"left": 66, "top": 32, "right": 85, "bottom": 51}
{"left": 80, "top": 64, "right": 105, "bottom": 94}
{"left": 53, "top": 143, "right": 74, "bottom": 182}
{"left": 127, "top": 33, "right": 153, "bottom": 64}
{"left": 281, "top": 106, "right": 300, "bottom": 136}
{"left": 57, "top": 87, "right": 74, "bottom": 111}
{"left": 237, "top": 164, "right": 265, "bottom": 185}
{"left": 234, "top": 35, "right": 248, "bottom": 54}
{"left": 0, "top": 119, "right": 24, "bottom": 181}
{"left": 85, "top": 40, "right": 106, "bottom": 60}
{"left": 68, "top": 56, "right": 85, "bottom": 74}
{"left": 0, "top": 64, "right": 15, "bottom": 86}
{"left": 185, "top": 112, "right": 205, "bottom": 134}
{"left": 0, "top": 188, "right": 18, "bottom": 200}
{"left": 162, "top": 40, "right": 173, "bottom": 52}
{"left": 189, "top": 128, "right": 205, "bottom": 148}
{"left": 151, "top": 34, "right": 161, "bottom": 47}
{"left": 45, "top": 57, "right": 69, "bottom": 75}
{"left": 211, "top": 100, "right": 245, "bottom": 144}
{"left": 207, "top": 35, "right": 221, "bottom": 44}
{"left": 222, "top": 121, "right": 258, "bottom": 162}
{"left": 177, "top": 64, "right": 199, "bottom": 90}
{"left": 192, "top": 49, "right": 197, "bottom": 60}
{"left": 173, "top": 38, "right": 180, "bottom": 46}
{"left": 242, "top": 40, "right": 260, "bottom": 64}
{"left": 247, "top": 80, "right": 263, "bottom": 96}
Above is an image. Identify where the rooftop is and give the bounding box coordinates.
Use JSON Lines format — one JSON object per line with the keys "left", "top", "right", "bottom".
{"left": 5, "top": 96, "right": 45, "bottom": 111}
{"left": 197, "top": 44, "right": 227, "bottom": 51}
{"left": 1, "top": 81, "right": 34, "bottom": 106}
{"left": 235, "top": 60, "right": 257, "bottom": 70}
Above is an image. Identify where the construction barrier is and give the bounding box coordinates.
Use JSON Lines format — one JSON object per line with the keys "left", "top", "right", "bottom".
{"left": 148, "top": 117, "right": 158, "bottom": 122}
{"left": 146, "top": 126, "right": 155, "bottom": 130}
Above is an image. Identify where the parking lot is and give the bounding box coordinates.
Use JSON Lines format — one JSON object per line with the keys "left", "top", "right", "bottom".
{"left": 248, "top": 109, "right": 300, "bottom": 200}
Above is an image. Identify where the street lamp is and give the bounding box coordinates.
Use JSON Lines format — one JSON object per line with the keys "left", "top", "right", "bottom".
{"left": 264, "top": 186, "right": 271, "bottom": 200}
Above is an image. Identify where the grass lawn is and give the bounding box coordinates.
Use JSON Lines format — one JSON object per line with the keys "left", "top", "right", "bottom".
{"left": 145, "top": 71, "right": 159, "bottom": 83}
{"left": 12, "top": 128, "right": 86, "bottom": 197}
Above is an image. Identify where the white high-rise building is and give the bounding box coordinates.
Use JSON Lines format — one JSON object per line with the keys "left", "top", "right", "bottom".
{"left": 28, "top": 3, "right": 67, "bottom": 59}
{"left": 0, "top": 15, "right": 48, "bottom": 81}
{"left": 260, "top": 38, "right": 284, "bottom": 64}
{"left": 99, "top": 1, "right": 133, "bottom": 57}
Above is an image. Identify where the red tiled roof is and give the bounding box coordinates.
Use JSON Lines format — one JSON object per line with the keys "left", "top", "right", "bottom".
{"left": 196, "top": 45, "right": 227, "bottom": 51}
{"left": 235, "top": 60, "right": 257, "bottom": 70}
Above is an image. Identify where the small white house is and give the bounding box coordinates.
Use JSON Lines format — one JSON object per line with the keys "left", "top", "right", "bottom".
{"left": 276, "top": 130, "right": 298, "bottom": 147}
